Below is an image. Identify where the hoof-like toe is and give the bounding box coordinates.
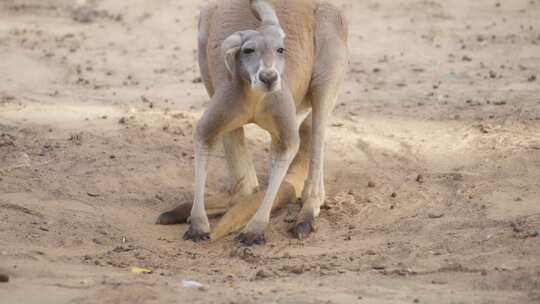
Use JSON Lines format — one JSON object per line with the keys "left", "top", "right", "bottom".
{"left": 236, "top": 232, "right": 266, "bottom": 246}
{"left": 292, "top": 220, "right": 315, "bottom": 240}
{"left": 183, "top": 225, "right": 210, "bottom": 242}
{"left": 155, "top": 204, "right": 192, "bottom": 225}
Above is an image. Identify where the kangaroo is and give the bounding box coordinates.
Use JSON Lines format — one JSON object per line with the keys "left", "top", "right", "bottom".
{"left": 157, "top": 0, "right": 348, "bottom": 246}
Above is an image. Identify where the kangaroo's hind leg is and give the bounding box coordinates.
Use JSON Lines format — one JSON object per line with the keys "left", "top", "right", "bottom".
{"left": 223, "top": 127, "right": 259, "bottom": 199}
{"left": 293, "top": 3, "right": 348, "bottom": 239}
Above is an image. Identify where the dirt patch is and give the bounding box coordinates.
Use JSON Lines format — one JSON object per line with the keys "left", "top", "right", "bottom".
{"left": 1, "top": 0, "right": 539, "bottom": 303}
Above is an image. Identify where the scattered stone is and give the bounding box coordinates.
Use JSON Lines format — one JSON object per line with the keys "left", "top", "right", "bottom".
{"left": 68, "top": 133, "right": 83, "bottom": 145}
{"left": 0, "top": 94, "right": 15, "bottom": 104}
{"left": 450, "top": 173, "right": 464, "bottom": 181}
{"left": 367, "top": 181, "right": 376, "bottom": 188}
{"left": 118, "top": 117, "right": 127, "bottom": 124}
{"left": 415, "top": 174, "right": 424, "bottom": 183}
{"left": 492, "top": 100, "right": 507, "bottom": 105}
{"left": 477, "top": 124, "right": 489, "bottom": 134}
{"left": 254, "top": 269, "right": 271, "bottom": 280}
{"left": 488, "top": 70, "right": 497, "bottom": 78}
{"left": 528, "top": 75, "right": 536, "bottom": 82}
{"left": 72, "top": 6, "right": 98, "bottom": 23}
{"left": 192, "top": 77, "right": 203, "bottom": 83}
{"left": 0, "top": 273, "right": 8, "bottom": 283}
{"left": 428, "top": 213, "right": 444, "bottom": 219}
{"left": 181, "top": 280, "right": 204, "bottom": 290}
{"left": 0, "top": 133, "right": 16, "bottom": 147}
{"left": 462, "top": 55, "right": 472, "bottom": 62}
{"left": 390, "top": 192, "right": 397, "bottom": 198}
{"left": 372, "top": 68, "right": 381, "bottom": 73}
{"left": 281, "top": 264, "right": 306, "bottom": 274}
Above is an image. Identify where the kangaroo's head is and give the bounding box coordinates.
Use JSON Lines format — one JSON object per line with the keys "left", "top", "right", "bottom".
{"left": 221, "top": 0, "right": 285, "bottom": 93}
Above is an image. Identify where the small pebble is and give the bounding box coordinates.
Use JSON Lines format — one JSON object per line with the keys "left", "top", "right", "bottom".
{"left": 254, "top": 269, "right": 271, "bottom": 280}
{"left": 0, "top": 273, "right": 9, "bottom": 283}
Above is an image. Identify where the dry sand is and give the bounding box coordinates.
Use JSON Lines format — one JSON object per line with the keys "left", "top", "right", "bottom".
{"left": 1, "top": 0, "right": 540, "bottom": 303}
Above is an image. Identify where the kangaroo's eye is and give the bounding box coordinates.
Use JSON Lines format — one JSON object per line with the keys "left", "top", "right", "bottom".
{"left": 277, "top": 47, "right": 285, "bottom": 54}
{"left": 243, "top": 48, "right": 255, "bottom": 54}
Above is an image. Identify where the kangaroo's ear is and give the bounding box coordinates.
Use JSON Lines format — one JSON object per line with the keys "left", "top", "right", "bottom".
{"left": 221, "top": 30, "right": 258, "bottom": 80}
{"left": 221, "top": 32, "right": 243, "bottom": 80}
{"left": 250, "top": 0, "right": 280, "bottom": 26}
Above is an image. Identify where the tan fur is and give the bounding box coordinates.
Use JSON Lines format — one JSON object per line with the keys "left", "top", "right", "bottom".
{"left": 182, "top": 0, "right": 348, "bottom": 244}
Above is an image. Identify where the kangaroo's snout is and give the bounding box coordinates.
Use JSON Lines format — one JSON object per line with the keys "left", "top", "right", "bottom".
{"left": 259, "top": 69, "right": 278, "bottom": 87}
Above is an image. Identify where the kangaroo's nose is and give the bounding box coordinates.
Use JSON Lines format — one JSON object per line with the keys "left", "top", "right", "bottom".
{"left": 259, "top": 69, "right": 278, "bottom": 86}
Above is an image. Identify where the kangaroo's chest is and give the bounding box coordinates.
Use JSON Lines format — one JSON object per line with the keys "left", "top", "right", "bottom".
{"left": 248, "top": 93, "right": 311, "bottom": 137}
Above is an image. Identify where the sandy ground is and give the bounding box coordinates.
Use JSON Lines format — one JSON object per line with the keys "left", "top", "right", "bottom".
{"left": 1, "top": 0, "right": 540, "bottom": 303}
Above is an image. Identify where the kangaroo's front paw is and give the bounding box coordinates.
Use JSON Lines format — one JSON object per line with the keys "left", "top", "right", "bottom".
{"left": 236, "top": 220, "right": 267, "bottom": 246}
{"left": 292, "top": 217, "right": 315, "bottom": 240}
{"left": 183, "top": 217, "right": 210, "bottom": 242}
{"left": 236, "top": 232, "right": 266, "bottom": 246}
{"left": 292, "top": 196, "right": 320, "bottom": 240}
